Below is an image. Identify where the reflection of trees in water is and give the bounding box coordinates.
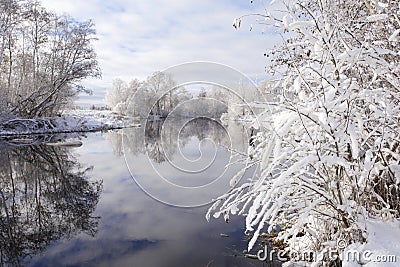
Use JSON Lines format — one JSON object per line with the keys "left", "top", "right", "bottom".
{"left": 105, "top": 127, "right": 144, "bottom": 157}
{"left": 144, "top": 120, "right": 177, "bottom": 163}
{"left": 107, "top": 118, "right": 242, "bottom": 163}
{"left": 105, "top": 130, "right": 126, "bottom": 157}
{"left": 178, "top": 118, "right": 229, "bottom": 148}
{"left": 0, "top": 145, "right": 102, "bottom": 266}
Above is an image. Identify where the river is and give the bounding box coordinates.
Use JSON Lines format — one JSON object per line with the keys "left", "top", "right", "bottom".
{"left": 0, "top": 118, "right": 278, "bottom": 266}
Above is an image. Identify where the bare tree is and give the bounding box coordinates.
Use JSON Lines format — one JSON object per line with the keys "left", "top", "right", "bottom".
{"left": 0, "top": 0, "right": 100, "bottom": 117}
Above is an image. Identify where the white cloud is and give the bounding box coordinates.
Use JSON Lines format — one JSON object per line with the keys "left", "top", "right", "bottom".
{"left": 40, "top": 0, "right": 280, "bottom": 105}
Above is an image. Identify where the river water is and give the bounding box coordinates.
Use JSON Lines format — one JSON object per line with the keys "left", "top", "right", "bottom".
{"left": 0, "top": 118, "right": 279, "bottom": 266}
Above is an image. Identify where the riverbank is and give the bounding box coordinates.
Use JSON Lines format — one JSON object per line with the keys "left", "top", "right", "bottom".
{"left": 0, "top": 110, "right": 140, "bottom": 137}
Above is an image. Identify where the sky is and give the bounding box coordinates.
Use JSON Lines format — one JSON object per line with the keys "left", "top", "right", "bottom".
{"left": 40, "top": 0, "right": 280, "bottom": 106}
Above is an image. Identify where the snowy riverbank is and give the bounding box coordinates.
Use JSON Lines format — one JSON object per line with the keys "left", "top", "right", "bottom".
{"left": 0, "top": 110, "right": 140, "bottom": 137}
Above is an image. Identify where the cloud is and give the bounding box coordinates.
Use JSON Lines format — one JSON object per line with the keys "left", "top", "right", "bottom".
{"left": 40, "top": 0, "right": 280, "bottom": 105}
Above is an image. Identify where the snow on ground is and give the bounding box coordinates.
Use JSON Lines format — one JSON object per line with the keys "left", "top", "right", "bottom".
{"left": 67, "top": 109, "right": 140, "bottom": 130}
{"left": 220, "top": 112, "right": 256, "bottom": 124}
{"left": 343, "top": 218, "right": 400, "bottom": 266}
{"left": 0, "top": 109, "right": 140, "bottom": 136}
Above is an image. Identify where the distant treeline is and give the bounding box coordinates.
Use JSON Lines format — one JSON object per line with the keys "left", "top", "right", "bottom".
{"left": 105, "top": 72, "right": 230, "bottom": 118}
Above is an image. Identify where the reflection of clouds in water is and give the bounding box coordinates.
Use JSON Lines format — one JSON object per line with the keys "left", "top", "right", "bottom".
{"left": 27, "top": 133, "right": 257, "bottom": 267}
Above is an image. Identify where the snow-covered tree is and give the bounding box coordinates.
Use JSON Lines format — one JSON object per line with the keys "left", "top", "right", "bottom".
{"left": 142, "top": 71, "right": 177, "bottom": 117}
{"left": 105, "top": 78, "right": 129, "bottom": 113}
{"left": 208, "top": 0, "right": 400, "bottom": 264}
{"left": 107, "top": 72, "right": 181, "bottom": 118}
{"left": 126, "top": 78, "right": 141, "bottom": 114}
{"left": 105, "top": 78, "right": 141, "bottom": 115}
{"left": 0, "top": 0, "right": 100, "bottom": 117}
{"left": 0, "top": 0, "right": 18, "bottom": 68}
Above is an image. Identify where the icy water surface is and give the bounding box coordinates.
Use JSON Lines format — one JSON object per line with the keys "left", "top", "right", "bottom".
{"left": 0, "top": 118, "right": 280, "bottom": 267}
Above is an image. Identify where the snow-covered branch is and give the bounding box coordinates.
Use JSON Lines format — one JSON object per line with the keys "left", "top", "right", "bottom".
{"left": 209, "top": 0, "right": 400, "bottom": 264}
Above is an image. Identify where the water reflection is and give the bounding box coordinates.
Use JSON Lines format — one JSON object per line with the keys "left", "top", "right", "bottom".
{"left": 8, "top": 120, "right": 269, "bottom": 267}
{"left": 98, "top": 119, "right": 266, "bottom": 266}
{"left": 0, "top": 143, "right": 102, "bottom": 266}
{"left": 120, "top": 117, "right": 253, "bottom": 207}
{"left": 144, "top": 120, "right": 170, "bottom": 163}
{"left": 106, "top": 118, "right": 248, "bottom": 161}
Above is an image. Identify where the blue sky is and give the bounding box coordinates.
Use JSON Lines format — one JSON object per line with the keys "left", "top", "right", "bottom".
{"left": 40, "top": 0, "right": 280, "bottom": 106}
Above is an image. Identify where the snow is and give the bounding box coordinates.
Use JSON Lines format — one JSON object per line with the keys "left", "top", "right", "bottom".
{"left": 343, "top": 219, "right": 400, "bottom": 266}
{"left": 0, "top": 109, "right": 140, "bottom": 136}
{"left": 67, "top": 109, "right": 140, "bottom": 129}
{"left": 208, "top": 1, "right": 400, "bottom": 265}
{"left": 220, "top": 112, "right": 256, "bottom": 123}
{"left": 46, "top": 140, "right": 83, "bottom": 147}
{"left": 364, "top": 14, "right": 388, "bottom": 22}
{"left": 288, "top": 20, "right": 315, "bottom": 30}
{"left": 389, "top": 29, "right": 400, "bottom": 42}
{"left": 388, "top": 164, "right": 400, "bottom": 184}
